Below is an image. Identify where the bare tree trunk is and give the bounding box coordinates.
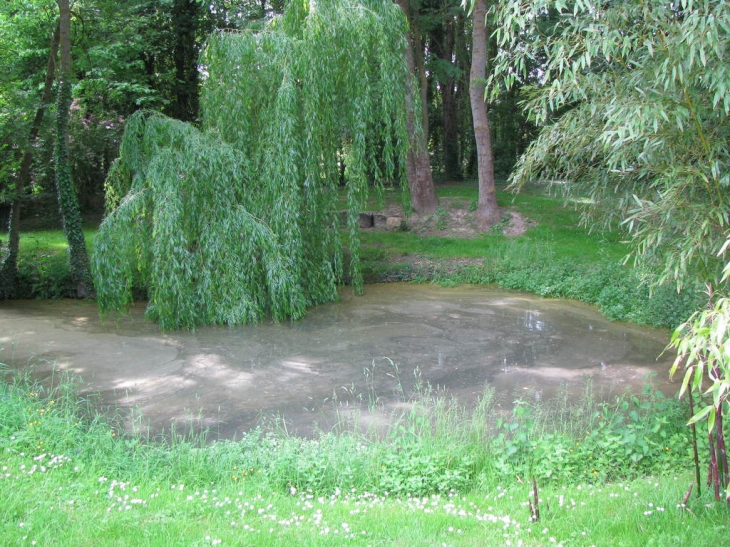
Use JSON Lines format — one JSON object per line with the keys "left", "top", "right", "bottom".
{"left": 437, "top": 14, "right": 462, "bottom": 181}
{"left": 0, "top": 23, "right": 60, "bottom": 299}
{"left": 470, "top": 0, "right": 499, "bottom": 229}
{"left": 56, "top": 0, "right": 94, "bottom": 297}
{"left": 411, "top": 8, "right": 429, "bottom": 138}
{"left": 396, "top": 0, "right": 438, "bottom": 214}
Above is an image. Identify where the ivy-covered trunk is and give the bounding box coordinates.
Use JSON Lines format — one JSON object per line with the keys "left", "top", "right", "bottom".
{"left": 55, "top": 0, "right": 93, "bottom": 298}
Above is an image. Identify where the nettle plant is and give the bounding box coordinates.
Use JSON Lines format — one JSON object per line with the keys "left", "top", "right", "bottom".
{"left": 92, "top": 0, "right": 411, "bottom": 329}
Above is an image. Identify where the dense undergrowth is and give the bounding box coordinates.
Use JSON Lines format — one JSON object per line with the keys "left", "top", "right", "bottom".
{"left": 1, "top": 367, "right": 727, "bottom": 546}
{"left": 0, "top": 367, "right": 695, "bottom": 493}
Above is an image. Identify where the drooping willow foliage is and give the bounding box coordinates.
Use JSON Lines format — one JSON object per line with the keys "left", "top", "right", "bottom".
{"left": 92, "top": 0, "right": 411, "bottom": 329}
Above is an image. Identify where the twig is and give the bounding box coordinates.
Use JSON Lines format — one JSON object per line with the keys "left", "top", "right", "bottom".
{"left": 528, "top": 476, "right": 540, "bottom": 522}
{"left": 682, "top": 483, "right": 693, "bottom": 506}
{"left": 687, "top": 386, "right": 702, "bottom": 497}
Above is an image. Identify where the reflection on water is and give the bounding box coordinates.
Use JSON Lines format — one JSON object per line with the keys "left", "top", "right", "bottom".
{"left": 0, "top": 283, "right": 677, "bottom": 438}
{"left": 523, "top": 310, "right": 546, "bottom": 332}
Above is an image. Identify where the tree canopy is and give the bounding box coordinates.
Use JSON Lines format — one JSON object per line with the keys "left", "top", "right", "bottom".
{"left": 92, "top": 0, "right": 412, "bottom": 329}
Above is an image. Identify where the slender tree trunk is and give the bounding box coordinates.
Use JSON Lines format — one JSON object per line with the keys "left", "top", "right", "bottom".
{"left": 439, "top": 15, "right": 462, "bottom": 181}
{"left": 442, "top": 80, "right": 460, "bottom": 179}
{"left": 396, "top": 0, "right": 438, "bottom": 214}
{"left": 470, "top": 0, "right": 499, "bottom": 228}
{"left": 0, "top": 23, "right": 60, "bottom": 299}
{"left": 56, "top": 0, "right": 93, "bottom": 297}
{"left": 410, "top": 7, "right": 429, "bottom": 138}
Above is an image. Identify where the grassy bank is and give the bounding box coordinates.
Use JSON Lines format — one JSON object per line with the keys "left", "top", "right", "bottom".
{"left": 7, "top": 183, "right": 704, "bottom": 328}
{"left": 1, "top": 368, "right": 727, "bottom": 546}
{"left": 2, "top": 184, "right": 725, "bottom": 546}
{"left": 358, "top": 184, "right": 704, "bottom": 329}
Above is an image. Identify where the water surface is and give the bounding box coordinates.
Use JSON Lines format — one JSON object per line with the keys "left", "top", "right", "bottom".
{"left": 0, "top": 283, "right": 677, "bottom": 438}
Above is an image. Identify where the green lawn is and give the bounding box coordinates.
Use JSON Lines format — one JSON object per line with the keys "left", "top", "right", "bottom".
{"left": 0, "top": 372, "right": 727, "bottom": 547}
{"left": 358, "top": 183, "right": 627, "bottom": 264}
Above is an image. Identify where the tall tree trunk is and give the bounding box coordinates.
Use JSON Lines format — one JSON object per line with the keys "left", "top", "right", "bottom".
{"left": 439, "top": 13, "right": 462, "bottom": 181}
{"left": 56, "top": 0, "right": 93, "bottom": 297}
{"left": 0, "top": 23, "right": 60, "bottom": 299}
{"left": 410, "top": 7, "right": 429, "bottom": 139}
{"left": 396, "top": 0, "right": 438, "bottom": 214}
{"left": 470, "top": 0, "right": 499, "bottom": 228}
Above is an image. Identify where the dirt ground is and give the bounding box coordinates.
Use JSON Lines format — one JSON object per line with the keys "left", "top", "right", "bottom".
{"left": 372, "top": 197, "right": 533, "bottom": 239}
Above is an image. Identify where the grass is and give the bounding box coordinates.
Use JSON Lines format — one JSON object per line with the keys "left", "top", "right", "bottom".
{"left": 11, "top": 227, "right": 96, "bottom": 299}
{"left": 360, "top": 183, "right": 626, "bottom": 263}
{"left": 2, "top": 183, "right": 726, "bottom": 545}
{"left": 1, "top": 367, "right": 727, "bottom": 546}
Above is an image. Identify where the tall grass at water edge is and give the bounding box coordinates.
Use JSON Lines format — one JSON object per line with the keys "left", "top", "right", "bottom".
{"left": 1, "top": 365, "right": 727, "bottom": 546}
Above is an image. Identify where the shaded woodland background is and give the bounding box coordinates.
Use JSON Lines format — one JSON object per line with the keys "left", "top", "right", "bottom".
{"left": 0, "top": 0, "right": 534, "bottom": 229}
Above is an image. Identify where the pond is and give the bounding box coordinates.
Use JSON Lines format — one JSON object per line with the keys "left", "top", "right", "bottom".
{"left": 0, "top": 283, "right": 678, "bottom": 439}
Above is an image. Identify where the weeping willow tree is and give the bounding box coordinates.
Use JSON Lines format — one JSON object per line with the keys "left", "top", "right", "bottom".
{"left": 92, "top": 0, "right": 411, "bottom": 329}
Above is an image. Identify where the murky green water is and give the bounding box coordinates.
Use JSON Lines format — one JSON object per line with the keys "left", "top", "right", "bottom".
{"left": 0, "top": 283, "right": 677, "bottom": 438}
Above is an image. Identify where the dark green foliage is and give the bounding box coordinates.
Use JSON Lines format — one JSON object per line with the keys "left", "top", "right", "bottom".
{"left": 370, "top": 254, "right": 704, "bottom": 330}
{"left": 491, "top": 387, "right": 693, "bottom": 483}
{"left": 0, "top": 218, "right": 18, "bottom": 299}
{"left": 93, "top": 0, "right": 411, "bottom": 329}
{"left": 15, "top": 251, "right": 71, "bottom": 299}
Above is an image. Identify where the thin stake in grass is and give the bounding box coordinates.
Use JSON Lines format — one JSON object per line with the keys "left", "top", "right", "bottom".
{"left": 528, "top": 475, "right": 540, "bottom": 522}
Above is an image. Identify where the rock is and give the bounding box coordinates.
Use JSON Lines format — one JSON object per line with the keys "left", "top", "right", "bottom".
{"left": 385, "top": 217, "right": 404, "bottom": 230}
{"left": 337, "top": 210, "right": 403, "bottom": 231}
{"left": 373, "top": 214, "right": 388, "bottom": 227}
{"left": 358, "top": 212, "right": 374, "bottom": 228}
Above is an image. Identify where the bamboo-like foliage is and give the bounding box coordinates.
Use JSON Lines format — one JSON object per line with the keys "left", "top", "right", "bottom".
{"left": 92, "top": 0, "right": 410, "bottom": 329}
{"left": 490, "top": 0, "right": 730, "bottom": 290}
{"left": 670, "top": 295, "right": 730, "bottom": 504}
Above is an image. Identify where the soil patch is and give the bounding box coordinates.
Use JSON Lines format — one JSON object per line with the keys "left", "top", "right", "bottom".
{"left": 368, "top": 198, "right": 534, "bottom": 238}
